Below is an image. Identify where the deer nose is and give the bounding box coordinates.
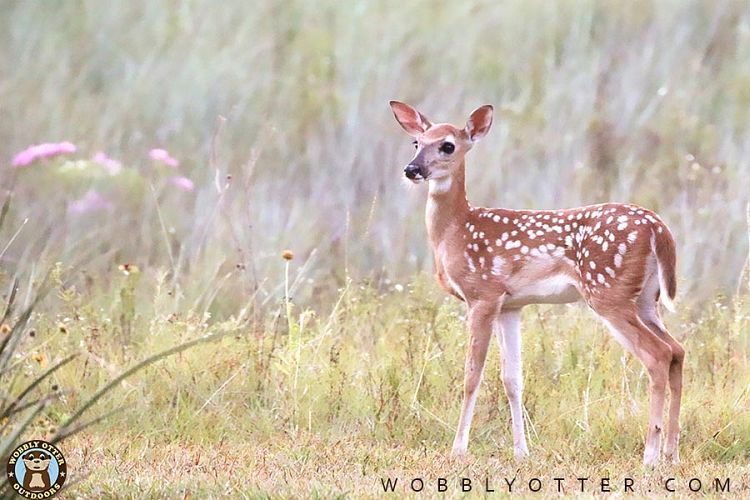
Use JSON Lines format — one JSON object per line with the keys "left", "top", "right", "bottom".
{"left": 404, "top": 164, "right": 422, "bottom": 179}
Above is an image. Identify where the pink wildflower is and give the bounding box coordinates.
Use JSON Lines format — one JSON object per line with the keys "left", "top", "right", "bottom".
{"left": 68, "top": 189, "right": 113, "bottom": 215}
{"left": 149, "top": 148, "right": 179, "bottom": 168}
{"left": 12, "top": 142, "right": 77, "bottom": 167}
{"left": 92, "top": 152, "right": 122, "bottom": 175}
{"left": 170, "top": 176, "right": 195, "bottom": 192}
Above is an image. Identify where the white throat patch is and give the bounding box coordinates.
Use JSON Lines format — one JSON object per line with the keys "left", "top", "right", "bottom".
{"left": 428, "top": 176, "right": 452, "bottom": 194}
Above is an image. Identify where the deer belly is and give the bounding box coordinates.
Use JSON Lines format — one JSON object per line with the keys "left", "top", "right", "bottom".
{"left": 504, "top": 274, "right": 581, "bottom": 308}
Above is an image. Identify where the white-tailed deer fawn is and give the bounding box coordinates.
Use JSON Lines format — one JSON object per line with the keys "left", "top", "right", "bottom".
{"left": 389, "top": 101, "right": 684, "bottom": 465}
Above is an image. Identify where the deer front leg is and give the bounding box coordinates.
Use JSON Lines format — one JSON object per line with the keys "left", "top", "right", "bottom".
{"left": 495, "top": 308, "right": 529, "bottom": 458}
{"left": 451, "top": 300, "right": 498, "bottom": 457}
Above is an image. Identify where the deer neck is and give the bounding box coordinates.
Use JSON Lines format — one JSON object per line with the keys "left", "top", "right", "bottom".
{"left": 425, "top": 161, "right": 470, "bottom": 248}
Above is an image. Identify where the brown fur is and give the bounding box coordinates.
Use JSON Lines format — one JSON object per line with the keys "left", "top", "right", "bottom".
{"left": 390, "top": 101, "right": 684, "bottom": 464}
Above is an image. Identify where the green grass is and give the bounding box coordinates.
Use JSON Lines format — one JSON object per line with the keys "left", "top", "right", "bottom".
{"left": 7, "top": 274, "right": 749, "bottom": 496}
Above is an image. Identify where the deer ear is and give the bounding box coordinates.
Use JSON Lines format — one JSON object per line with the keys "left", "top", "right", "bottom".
{"left": 389, "top": 101, "right": 432, "bottom": 137}
{"left": 465, "top": 105, "right": 493, "bottom": 142}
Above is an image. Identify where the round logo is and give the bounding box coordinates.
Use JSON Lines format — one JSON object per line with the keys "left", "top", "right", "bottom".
{"left": 6, "top": 440, "right": 67, "bottom": 498}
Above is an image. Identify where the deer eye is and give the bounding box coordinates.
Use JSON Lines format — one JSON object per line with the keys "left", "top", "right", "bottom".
{"left": 440, "top": 142, "right": 455, "bottom": 154}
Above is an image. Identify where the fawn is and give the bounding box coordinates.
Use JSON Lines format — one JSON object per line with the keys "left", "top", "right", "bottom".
{"left": 389, "top": 101, "right": 684, "bottom": 465}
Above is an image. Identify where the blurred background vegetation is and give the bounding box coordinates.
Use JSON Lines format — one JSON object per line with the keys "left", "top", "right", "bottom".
{"left": 1, "top": 2, "right": 749, "bottom": 494}
{"left": 1, "top": 0, "right": 750, "bottom": 313}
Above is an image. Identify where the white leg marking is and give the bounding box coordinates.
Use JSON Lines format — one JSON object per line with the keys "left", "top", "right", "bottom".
{"left": 495, "top": 310, "right": 529, "bottom": 458}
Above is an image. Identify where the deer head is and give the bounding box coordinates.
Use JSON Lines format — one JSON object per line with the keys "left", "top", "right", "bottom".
{"left": 389, "top": 101, "right": 493, "bottom": 183}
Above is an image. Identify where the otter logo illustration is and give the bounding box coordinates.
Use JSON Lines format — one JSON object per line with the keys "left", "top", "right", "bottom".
{"left": 22, "top": 450, "right": 52, "bottom": 491}
{"left": 6, "top": 440, "right": 67, "bottom": 498}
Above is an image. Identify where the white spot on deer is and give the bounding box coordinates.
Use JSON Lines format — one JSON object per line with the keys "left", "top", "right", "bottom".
{"left": 614, "top": 253, "right": 623, "bottom": 268}
{"left": 521, "top": 245, "right": 529, "bottom": 254}
{"left": 502, "top": 217, "right": 509, "bottom": 224}
{"left": 618, "top": 243, "right": 627, "bottom": 255}
{"left": 605, "top": 266, "right": 616, "bottom": 278}
{"left": 466, "top": 254, "right": 476, "bottom": 273}
{"left": 627, "top": 231, "right": 638, "bottom": 243}
{"left": 472, "top": 243, "right": 479, "bottom": 251}
{"left": 501, "top": 232, "right": 509, "bottom": 241}
{"left": 602, "top": 241, "right": 609, "bottom": 252}
{"left": 606, "top": 216, "right": 614, "bottom": 224}
{"left": 478, "top": 256, "right": 485, "bottom": 268}
{"left": 617, "top": 222, "right": 628, "bottom": 230}
{"left": 589, "top": 261, "right": 596, "bottom": 270}
{"left": 597, "top": 273, "right": 606, "bottom": 284}
{"left": 586, "top": 272, "right": 592, "bottom": 281}
{"left": 491, "top": 256, "right": 506, "bottom": 276}
{"left": 493, "top": 215, "right": 501, "bottom": 222}
{"left": 482, "top": 274, "right": 488, "bottom": 280}
{"left": 487, "top": 246, "right": 493, "bottom": 252}
{"left": 473, "top": 232, "right": 478, "bottom": 239}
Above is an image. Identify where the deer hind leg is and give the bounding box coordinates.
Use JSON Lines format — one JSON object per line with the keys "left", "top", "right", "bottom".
{"left": 451, "top": 300, "right": 498, "bottom": 457}
{"left": 637, "top": 271, "right": 684, "bottom": 463}
{"left": 494, "top": 308, "right": 529, "bottom": 458}
{"left": 593, "top": 301, "right": 673, "bottom": 465}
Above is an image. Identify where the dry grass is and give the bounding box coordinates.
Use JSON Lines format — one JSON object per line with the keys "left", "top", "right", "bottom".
{"left": 63, "top": 432, "right": 749, "bottom": 497}
{"left": 9, "top": 278, "right": 750, "bottom": 497}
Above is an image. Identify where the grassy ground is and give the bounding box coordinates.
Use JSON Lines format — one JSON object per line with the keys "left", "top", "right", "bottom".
{"left": 12, "top": 275, "right": 750, "bottom": 497}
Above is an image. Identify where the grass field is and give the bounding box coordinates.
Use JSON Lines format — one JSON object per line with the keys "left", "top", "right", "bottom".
{"left": 1, "top": 0, "right": 750, "bottom": 497}
{"left": 5, "top": 276, "right": 749, "bottom": 496}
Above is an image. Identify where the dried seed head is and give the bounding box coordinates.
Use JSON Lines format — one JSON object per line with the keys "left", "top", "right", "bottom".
{"left": 282, "top": 250, "right": 294, "bottom": 261}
